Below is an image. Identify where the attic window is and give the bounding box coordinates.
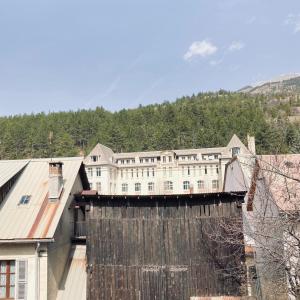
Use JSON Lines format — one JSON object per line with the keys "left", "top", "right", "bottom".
{"left": 19, "top": 195, "right": 31, "bottom": 205}
{"left": 91, "top": 155, "right": 99, "bottom": 162}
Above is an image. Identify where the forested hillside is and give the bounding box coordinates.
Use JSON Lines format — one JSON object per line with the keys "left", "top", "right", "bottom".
{"left": 0, "top": 91, "right": 300, "bottom": 159}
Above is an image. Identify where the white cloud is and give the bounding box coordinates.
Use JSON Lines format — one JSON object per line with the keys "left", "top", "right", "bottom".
{"left": 285, "top": 14, "right": 300, "bottom": 33}
{"left": 228, "top": 41, "right": 245, "bottom": 52}
{"left": 183, "top": 40, "right": 217, "bottom": 61}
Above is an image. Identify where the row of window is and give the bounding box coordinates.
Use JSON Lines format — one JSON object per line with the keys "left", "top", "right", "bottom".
{"left": 119, "top": 180, "right": 219, "bottom": 192}
{"left": 87, "top": 165, "right": 219, "bottom": 179}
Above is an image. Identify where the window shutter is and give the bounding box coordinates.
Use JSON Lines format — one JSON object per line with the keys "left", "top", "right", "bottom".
{"left": 16, "top": 260, "right": 27, "bottom": 300}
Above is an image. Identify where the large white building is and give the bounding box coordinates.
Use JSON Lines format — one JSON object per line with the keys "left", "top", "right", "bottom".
{"left": 85, "top": 134, "right": 256, "bottom": 195}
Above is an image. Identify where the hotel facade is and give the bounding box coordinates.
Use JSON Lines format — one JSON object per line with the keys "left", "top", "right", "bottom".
{"left": 84, "top": 134, "right": 255, "bottom": 195}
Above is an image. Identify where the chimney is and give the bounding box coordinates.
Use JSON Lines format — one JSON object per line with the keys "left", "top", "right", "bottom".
{"left": 49, "top": 162, "right": 64, "bottom": 200}
{"left": 247, "top": 134, "right": 256, "bottom": 155}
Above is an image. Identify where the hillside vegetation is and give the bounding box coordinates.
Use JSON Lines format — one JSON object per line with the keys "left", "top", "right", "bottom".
{"left": 0, "top": 91, "right": 300, "bottom": 159}
{"left": 239, "top": 75, "right": 300, "bottom": 95}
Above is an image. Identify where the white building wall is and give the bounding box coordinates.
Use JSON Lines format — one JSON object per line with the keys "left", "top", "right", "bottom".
{"left": 0, "top": 244, "right": 37, "bottom": 300}
{"left": 47, "top": 174, "right": 83, "bottom": 300}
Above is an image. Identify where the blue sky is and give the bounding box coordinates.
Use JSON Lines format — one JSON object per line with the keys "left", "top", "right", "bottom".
{"left": 0, "top": 0, "right": 299, "bottom": 116}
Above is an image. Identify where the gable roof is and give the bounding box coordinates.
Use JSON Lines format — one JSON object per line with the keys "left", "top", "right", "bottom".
{"left": 226, "top": 134, "right": 249, "bottom": 154}
{"left": 0, "top": 157, "right": 85, "bottom": 241}
{"left": 84, "top": 143, "right": 114, "bottom": 164}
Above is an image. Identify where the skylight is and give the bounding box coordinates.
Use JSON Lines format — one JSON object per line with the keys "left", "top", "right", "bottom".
{"left": 19, "top": 195, "right": 31, "bottom": 205}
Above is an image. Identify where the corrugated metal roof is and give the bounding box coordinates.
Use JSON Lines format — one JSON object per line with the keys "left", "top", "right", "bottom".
{"left": 0, "top": 157, "right": 83, "bottom": 240}
{"left": 0, "top": 159, "right": 29, "bottom": 188}
{"left": 56, "top": 245, "right": 86, "bottom": 300}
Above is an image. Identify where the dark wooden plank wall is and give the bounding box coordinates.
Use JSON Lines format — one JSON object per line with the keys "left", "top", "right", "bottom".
{"left": 86, "top": 196, "right": 244, "bottom": 300}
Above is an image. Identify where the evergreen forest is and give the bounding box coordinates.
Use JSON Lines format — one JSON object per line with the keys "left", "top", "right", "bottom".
{"left": 0, "top": 91, "right": 300, "bottom": 159}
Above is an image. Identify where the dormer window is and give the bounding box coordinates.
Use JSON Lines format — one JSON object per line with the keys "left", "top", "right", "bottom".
{"left": 19, "top": 195, "right": 31, "bottom": 205}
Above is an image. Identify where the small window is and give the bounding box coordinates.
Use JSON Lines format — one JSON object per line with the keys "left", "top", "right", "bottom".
{"left": 198, "top": 180, "right": 204, "bottom": 189}
{"left": 212, "top": 180, "right": 219, "bottom": 190}
{"left": 148, "top": 182, "right": 154, "bottom": 192}
{"left": 96, "top": 167, "right": 101, "bottom": 177}
{"left": 96, "top": 182, "right": 101, "bottom": 192}
{"left": 122, "top": 183, "right": 128, "bottom": 192}
{"left": 91, "top": 155, "right": 98, "bottom": 162}
{"left": 164, "top": 181, "right": 173, "bottom": 191}
{"left": 187, "top": 166, "right": 190, "bottom": 176}
{"left": 152, "top": 168, "right": 155, "bottom": 177}
{"left": 162, "top": 156, "right": 166, "bottom": 163}
{"left": 87, "top": 168, "right": 93, "bottom": 177}
{"left": 216, "top": 165, "right": 219, "bottom": 174}
{"left": 183, "top": 181, "right": 190, "bottom": 190}
{"left": 168, "top": 156, "right": 172, "bottom": 162}
{"left": 0, "top": 260, "right": 16, "bottom": 299}
{"left": 163, "top": 167, "right": 167, "bottom": 177}
{"left": 204, "top": 166, "right": 207, "bottom": 175}
{"left": 232, "top": 147, "right": 240, "bottom": 157}
{"left": 19, "top": 195, "right": 31, "bottom": 205}
{"left": 135, "top": 183, "right": 141, "bottom": 192}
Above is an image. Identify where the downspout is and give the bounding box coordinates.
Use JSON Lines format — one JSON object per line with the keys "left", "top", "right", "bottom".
{"left": 35, "top": 242, "right": 41, "bottom": 300}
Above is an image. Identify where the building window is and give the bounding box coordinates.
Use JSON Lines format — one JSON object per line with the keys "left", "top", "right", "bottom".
{"left": 91, "top": 155, "right": 98, "bottom": 162}
{"left": 136, "top": 169, "right": 139, "bottom": 178}
{"left": 204, "top": 166, "right": 207, "bottom": 175}
{"left": 19, "top": 195, "right": 31, "bottom": 205}
{"left": 147, "top": 168, "right": 150, "bottom": 177}
{"left": 212, "top": 180, "right": 219, "bottom": 190}
{"left": 89, "top": 182, "right": 93, "bottom": 189}
{"left": 232, "top": 147, "right": 240, "bottom": 157}
{"left": 121, "top": 183, "right": 128, "bottom": 192}
{"left": 216, "top": 165, "right": 219, "bottom": 174}
{"left": 96, "top": 167, "right": 101, "bottom": 177}
{"left": 187, "top": 166, "right": 190, "bottom": 176}
{"left": 121, "top": 169, "right": 123, "bottom": 178}
{"left": 164, "top": 181, "right": 173, "bottom": 191}
{"left": 131, "top": 169, "right": 134, "bottom": 178}
{"left": 168, "top": 156, "right": 172, "bottom": 162}
{"left": 135, "top": 183, "right": 141, "bottom": 192}
{"left": 152, "top": 168, "right": 155, "bottom": 177}
{"left": 151, "top": 158, "right": 155, "bottom": 163}
{"left": 96, "top": 182, "right": 101, "bottom": 192}
{"left": 183, "top": 181, "right": 190, "bottom": 190}
{"left": 210, "top": 165, "right": 213, "bottom": 175}
{"left": 0, "top": 260, "right": 15, "bottom": 299}
{"left": 87, "top": 168, "right": 93, "bottom": 177}
{"left": 163, "top": 167, "right": 167, "bottom": 177}
{"left": 169, "top": 167, "right": 172, "bottom": 177}
{"left": 198, "top": 180, "right": 204, "bottom": 189}
{"left": 148, "top": 182, "right": 154, "bottom": 192}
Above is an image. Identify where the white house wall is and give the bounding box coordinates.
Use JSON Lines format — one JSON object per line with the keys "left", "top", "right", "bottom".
{"left": 47, "top": 174, "right": 83, "bottom": 300}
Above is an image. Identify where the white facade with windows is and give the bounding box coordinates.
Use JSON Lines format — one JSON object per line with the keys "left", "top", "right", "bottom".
{"left": 85, "top": 134, "right": 255, "bottom": 196}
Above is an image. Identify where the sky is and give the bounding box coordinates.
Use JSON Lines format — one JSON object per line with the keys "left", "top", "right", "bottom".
{"left": 0, "top": 0, "right": 300, "bottom": 116}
